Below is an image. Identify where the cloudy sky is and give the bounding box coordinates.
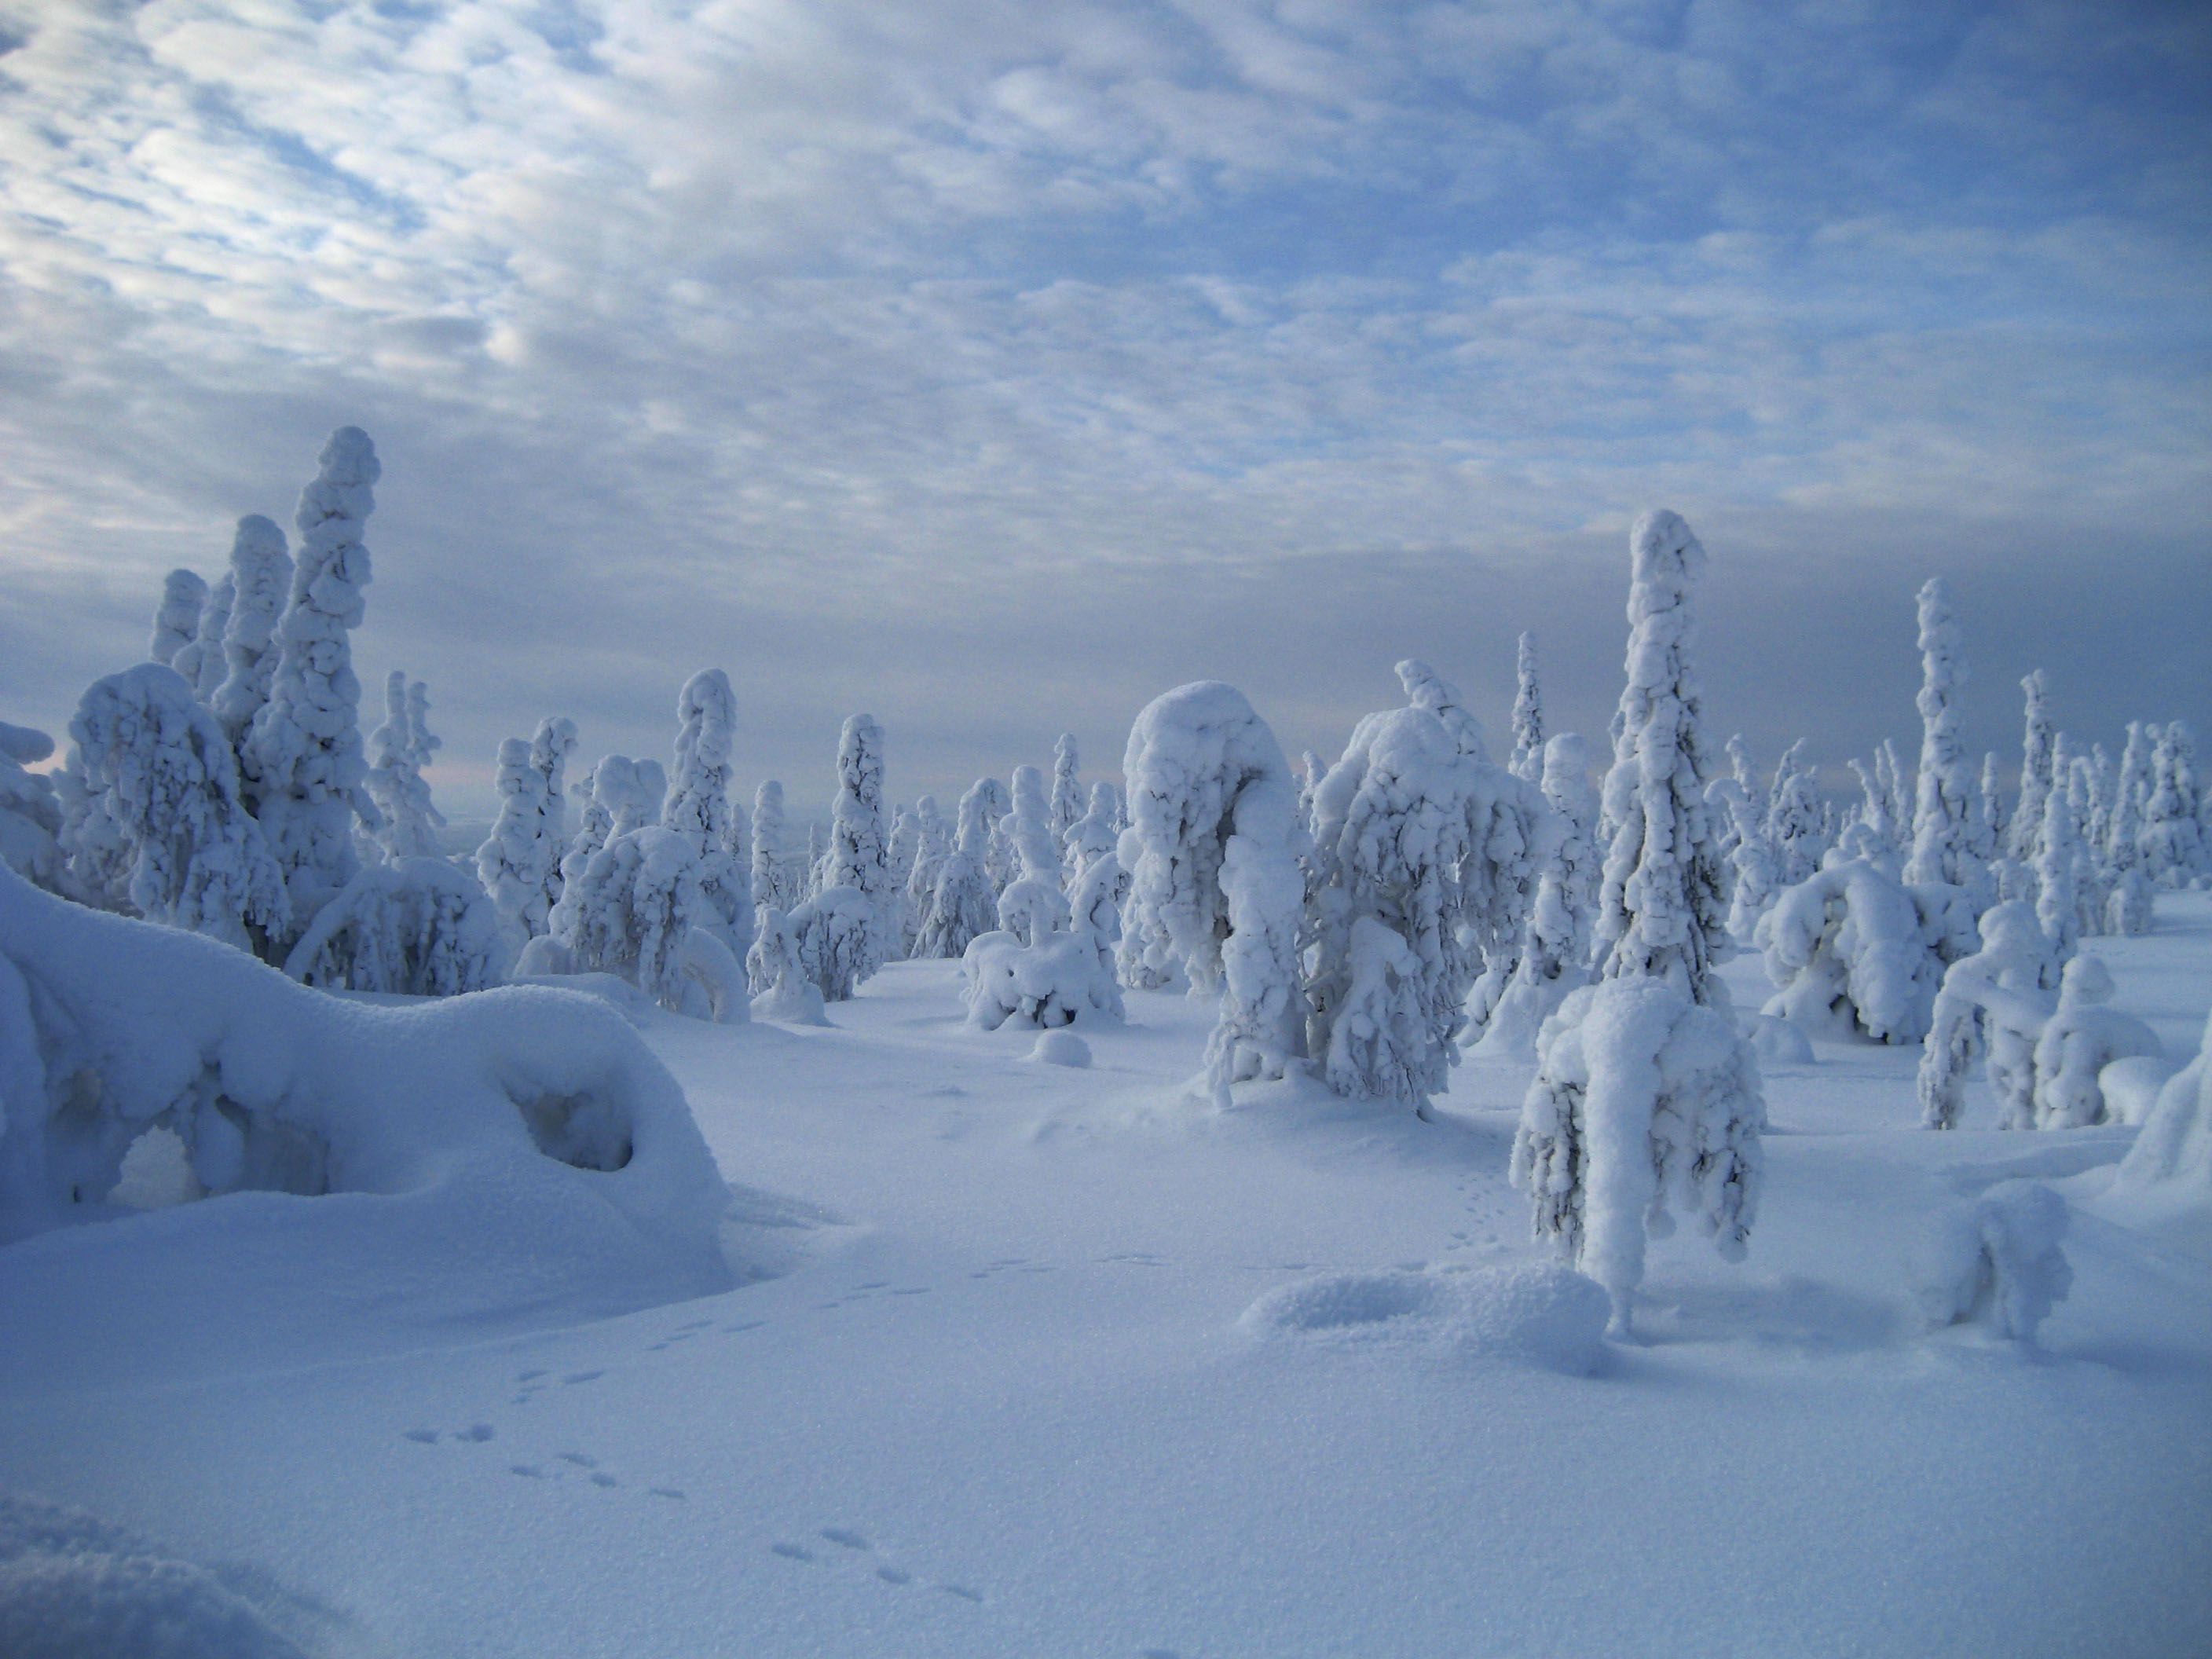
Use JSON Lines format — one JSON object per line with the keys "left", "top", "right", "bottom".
{"left": 2, "top": 0, "right": 2207, "bottom": 816}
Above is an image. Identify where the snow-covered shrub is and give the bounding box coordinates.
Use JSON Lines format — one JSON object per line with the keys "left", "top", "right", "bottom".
{"left": 915, "top": 782, "right": 1005, "bottom": 959}
{"left": 240, "top": 429, "right": 381, "bottom": 942}
{"left": 1304, "top": 693, "right": 1553, "bottom": 1103}
{"left": 783, "top": 884, "right": 876, "bottom": 1002}
{"left": 0, "top": 721, "right": 62, "bottom": 892}
{"left": 1914, "top": 1181, "right": 2071, "bottom": 1344}
{"left": 1509, "top": 630, "right": 1544, "bottom": 783}
{"left": 284, "top": 856, "right": 510, "bottom": 995}
{"left": 68, "top": 665, "right": 289, "bottom": 950}
{"left": 1049, "top": 732, "right": 1084, "bottom": 844}
{"left": 170, "top": 571, "right": 233, "bottom": 700}
{"left": 1121, "top": 681, "right": 1306, "bottom": 1105}
{"left": 750, "top": 779, "right": 791, "bottom": 912}
{"left": 2142, "top": 720, "right": 2204, "bottom": 888}
{"left": 1002, "top": 762, "right": 1062, "bottom": 885}
{"left": 148, "top": 568, "right": 208, "bottom": 667}
{"left": 0, "top": 861, "right": 731, "bottom": 1284}
{"left": 745, "top": 905, "right": 829, "bottom": 1025}
{"left": 2027, "top": 955, "right": 2161, "bottom": 1130}
{"left": 363, "top": 671, "right": 445, "bottom": 862}
{"left": 1512, "top": 511, "right": 1763, "bottom": 1332}
{"left": 823, "top": 712, "right": 889, "bottom": 976}
{"left": 963, "top": 879, "right": 1125, "bottom": 1034}
{"left": 209, "top": 515, "right": 293, "bottom": 744}
{"left": 661, "top": 669, "right": 753, "bottom": 962}
{"left": 2008, "top": 670, "right": 2055, "bottom": 864}
{"left": 2115, "top": 1008, "right": 2212, "bottom": 1196}
{"left": 1754, "top": 859, "right": 1976, "bottom": 1045}
{"left": 1917, "top": 900, "right": 2057, "bottom": 1132}
{"left": 558, "top": 826, "right": 746, "bottom": 1021}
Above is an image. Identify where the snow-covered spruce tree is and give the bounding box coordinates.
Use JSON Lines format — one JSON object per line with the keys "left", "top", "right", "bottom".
{"left": 1397, "top": 657, "right": 1490, "bottom": 761}
{"left": 1753, "top": 858, "right": 1977, "bottom": 1045}
{"left": 750, "top": 779, "right": 790, "bottom": 913}
{"left": 2034, "top": 780, "right": 2084, "bottom": 967}
{"left": 883, "top": 803, "right": 917, "bottom": 958}
{"left": 915, "top": 780, "right": 1003, "bottom": 959}
{"left": 0, "top": 720, "right": 64, "bottom": 892}
{"left": 2104, "top": 722, "right": 2155, "bottom": 934}
{"left": 2028, "top": 956, "right": 2161, "bottom": 1130}
{"left": 962, "top": 853, "right": 1126, "bottom": 1032}
{"left": 238, "top": 428, "right": 382, "bottom": 947}
{"left": 559, "top": 825, "right": 746, "bottom": 1020}
{"left": 69, "top": 664, "right": 290, "bottom": 950}
{"left": 1511, "top": 511, "right": 1763, "bottom": 1335}
{"left": 2084, "top": 743, "right": 2117, "bottom": 864}
{"left": 1723, "top": 787, "right": 1781, "bottom": 939}
{"left": 1002, "top": 763, "right": 1062, "bottom": 886}
{"left": 287, "top": 857, "right": 509, "bottom": 995}
{"left": 1917, "top": 899, "right": 2056, "bottom": 1131}
{"left": 1764, "top": 741, "right": 1826, "bottom": 885}
{"left": 661, "top": 668, "right": 753, "bottom": 962}
{"left": 170, "top": 573, "right": 234, "bottom": 701}
{"left": 2008, "top": 670, "right": 2055, "bottom": 863}
{"left": 1120, "top": 681, "right": 1306, "bottom": 1105}
{"left": 364, "top": 672, "right": 445, "bottom": 861}
{"left": 210, "top": 516, "right": 293, "bottom": 745}
{"left": 979, "top": 782, "right": 1019, "bottom": 895}
{"left": 1303, "top": 687, "right": 1555, "bottom": 1105}
{"left": 1510, "top": 631, "right": 1544, "bottom": 784}
{"left": 1972, "top": 751, "right": 2006, "bottom": 865}
{"left": 820, "top": 712, "right": 889, "bottom": 961}
{"left": 1906, "top": 580, "right": 1980, "bottom": 896}
{"left": 1063, "top": 781, "right": 1119, "bottom": 886}
{"left": 902, "top": 795, "right": 951, "bottom": 954}
{"left": 478, "top": 738, "right": 555, "bottom": 945}
{"left": 745, "top": 905, "right": 829, "bottom": 1024}
{"left": 148, "top": 569, "right": 208, "bottom": 667}
{"left": 1472, "top": 733, "right": 1599, "bottom": 1059}
{"left": 2060, "top": 747, "right": 2108, "bottom": 937}
{"left": 2143, "top": 720, "right": 2206, "bottom": 889}
{"left": 1049, "top": 733, "right": 1083, "bottom": 845}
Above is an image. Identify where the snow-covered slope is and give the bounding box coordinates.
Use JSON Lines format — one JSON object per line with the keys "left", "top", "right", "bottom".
{"left": 2, "top": 899, "right": 2209, "bottom": 1656}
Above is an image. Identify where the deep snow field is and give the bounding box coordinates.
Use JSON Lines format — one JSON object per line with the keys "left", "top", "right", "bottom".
{"left": 4, "top": 901, "right": 2210, "bottom": 1658}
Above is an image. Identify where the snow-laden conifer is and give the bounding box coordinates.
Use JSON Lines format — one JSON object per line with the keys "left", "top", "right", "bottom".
{"left": 902, "top": 795, "right": 951, "bottom": 954}
{"left": 1121, "top": 681, "right": 1306, "bottom": 1105}
{"left": 2008, "top": 671, "right": 2055, "bottom": 863}
{"left": 661, "top": 669, "right": 753, "bottom": 961}
{"left": 1470, "top": 733, "right": 1598, "bottom": 1059}
{"left": 171, "top": 573, "right": 234, "bottom": 701}
{"left": 1049, "top": 734, "right": 1084, "bottom": 845}
{"left": 1063, "top": 782, "right": 1119, "bottom": 886}
{"left": 2105, "top": 722, "right": 2155, "bottom": 934}
{"left": 1511, "top": 511, "right": 1763, "bottom": 1335}
{"left": 2034, "top": 780, "right": 2083, "bottom": 964}
{"left": 287, "top": 857, "right": 508, "bottom": 996}
{"left": 0, "top": 720, "right": 63, "bottom": 892}
{"left": 559, "top": 825, "right": 746, "bottom": 1021}
{"left": 238, "top": 430, "right": 381, "bottom": 943}
{"left": 822, "top": 713, "right": 889, "bottom": 976}
{"left": 69, "top": 664, "right": 289, "bottom": 950}
{"left": 148, "top": 569, "right": 208, "bottom": 668}
{"left": 745, "top": 905, "right": 830, "bottom": 1024}
{"left": 1509, "top": 631, "right": 1544, "bottom": 784}
{"left": 750, "top": 780, "right": 791, "bottom": 913}
{"left": 2028, "top": 956, "right": 2161, "bottom": 1130}
{"left": 916, "top": 780, "right": 1003, "bottom": 958}
{"left": 1754, "top": 859, "right": 1976, "bottom": 1045}
{"left": 364, "top": 672, "right": 445, "bottom": 862}
{"left": 1763, "top": 741, "right": 1825, "bottom": 885}
{"left": 1918, "top": 899, "right": 2056, "bottom": 1131}
{"left": 2143, "top": 720, "right": 2206, "bottom": 888}
{"left": 1002, "top": 764, "right": 1062, "bottom": 886}
{"left": 478, "top": 738, "right": 555, "bottom": 944}
{"left": 211, "top": 516, "right": 293, "bottom": 744}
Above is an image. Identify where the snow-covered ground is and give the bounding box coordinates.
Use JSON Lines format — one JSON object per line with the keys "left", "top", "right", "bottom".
{"left": 5, "top": 902, "right": 2210, "bottom": 1657}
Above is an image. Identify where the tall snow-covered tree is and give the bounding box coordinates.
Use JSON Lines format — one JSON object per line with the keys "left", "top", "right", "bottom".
{"left": 171, "top": 573, "right": 235, "bottom": 701}
{"left": 751, "top": 780, "right": 790, "bottom": 912}
{"left": 1905, "top": 578, "right": 1979, "bottom": 894}
{"left": 1002, "top": 764, "right": 1061, "bottom": 886}
{"left": 661, "top": 669, "right": 753, "bottom": 961}
{"left": 2009, "top": 671, "right": 2055, "bottom": 863}
{"left": 902, "top": 794, "right": 951, "bottom": 953}
{"left": 1121, "top": 681, "right": 1306, "bottom": 1105}
{"left": 548, "top": 753, "right": 657, "bottom": 941}
{"left": 478, "top": 738, "right": 556, "bottom": 943}
{"left": 2105, "top": 723, "right": 2155, "bottom": 934}
{"left": 1764, "top": 741, "right": 1826, "bottom": 885}
{"left": 1049, "top": 734, "right": 1084, "bottom": 845}
{"left": 1509, "top": 630, "right": 1544, "bottom": 783}
{"left": 559, "top": 826, "right": 746, "bottom": 1020}
{"left": 825, "top": 713, "right": 890, "bottom": 937}
{"left": 239, "top": 427, "right": 382, "bottom": 946}
{"left": 2143, "top": 720, "right": 2205, "bottom": 888}
{"left": 364, "top": 672, "right": 445, "bottom": 861}
{"left": 1063, "top": 781, "right": 1119, "bottom": 885}
{"left": 1971, "top": 751, "right": 2005, "bottom": 864}
{"left": 70, "top": 664, "right": 289, "bottom": 950}
{"left": 211, "top": 516, "right": 293, "bottom": 745}
{"left": 1511, "top": 510, "right": 1763, "bottom": 1335}
{"left": 2034, "top": 780, "right": 2083, "bottom": 963}
{"left": 148, "top": 569, "right": 208, "bottom": 668}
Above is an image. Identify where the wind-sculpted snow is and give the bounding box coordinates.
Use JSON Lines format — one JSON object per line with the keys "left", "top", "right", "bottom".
{"left": 0, "top": 862, "right": 731, "bottom": 1306}
{"left": 1914, "top": 1181, "right": 2072, "bottom": 1344}
{"left": 2117, "top": 1005, "right": 2212, "bottom": 1196}
{"left": 1241, "top": 1262, "right": 1609, "bottom": 1375}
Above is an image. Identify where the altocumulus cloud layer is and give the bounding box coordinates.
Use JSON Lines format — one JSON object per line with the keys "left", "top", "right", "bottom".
{"left": 0, "top": 0, "right": 2206, "bottom": 811}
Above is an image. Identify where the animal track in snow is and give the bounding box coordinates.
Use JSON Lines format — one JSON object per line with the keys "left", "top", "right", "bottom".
{"left": 562, "top": 1370, "right": 604, "bottom": 1386}
{"left": 819, "top": 1527, "right": 869, "bottom": 1550}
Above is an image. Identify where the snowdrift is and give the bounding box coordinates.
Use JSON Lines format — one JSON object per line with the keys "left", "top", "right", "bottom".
{"left": 0, "top": 863, "right": 734, "bottom": 1368}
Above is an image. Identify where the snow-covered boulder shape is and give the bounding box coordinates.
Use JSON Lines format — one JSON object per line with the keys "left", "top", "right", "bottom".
{"left": 68, "top": 664, "right": 291, "bottom": 950}
{"left": 148, "top": 567, "right": 208, "bottom": 667}
{"left": 284, "top": 856, "right": 511, "bottom": 996}
{"left": 1120, "top": 682, "right": 1306, "bottom": 1106}
{"left": 2116, "top": 1009, "right": 2212, "bottom": 1196}
{"left": 1914, "top": 1181, "right": 2071, "bottom": 1344}
{"left": 0, "top": 862, "right": 732, "bottom": 1296}
{"left": 745, "top": 904, "right": 830, "bottom": 1025}
{"left": 0, "top": 720, "right": 62, "bottom": 892}
{"left": 1753, "top": 859, "right": 1977, "bottom": 1045}
{"left": 1304, "top": 692, "right": 1555, "bottom": 1104}
{"left": 2027, "top": 955, "right": 2160, "bottom": 1130}
{"left": 556, "top": 826, "right": 749, "bottom": 1022}
{"left": 962, "top": 857, "right": 1126, "bottom": 1032}
{"left": 1241, "top": 1262, "right": 1610, "bottom": 1375}
{"left": 1512, "top": 511, "right": 1763, "bottom": 1334}
{"left": 1917, "top": 900, "right": 2058, "bottom": 1131}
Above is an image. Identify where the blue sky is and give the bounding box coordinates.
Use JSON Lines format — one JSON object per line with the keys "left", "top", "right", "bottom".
{"left": 2, "top": 0, "right": 2206, "bottom": 815}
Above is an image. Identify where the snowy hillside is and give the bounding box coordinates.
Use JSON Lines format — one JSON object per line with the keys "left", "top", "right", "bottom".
{"left": 2, "top": 893, "right": 2208, "bottom": 1657}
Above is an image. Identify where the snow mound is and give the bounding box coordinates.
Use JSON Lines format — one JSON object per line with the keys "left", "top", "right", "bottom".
{"left": 0, "top": 1492, "right": 305, "bottom": 1659}
{"left": 1914, "top": 1181, "right": 2072, "bottom": 1345}
{"left": 1029, "top": 1029, "right": 1092, "bottom": 1068}
{"left": 1241, "top": 1262, "right": 1610, "bottom": 1374}
{"left": 1745, "top": 1013, "right": 1815, "bottom": 1066}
